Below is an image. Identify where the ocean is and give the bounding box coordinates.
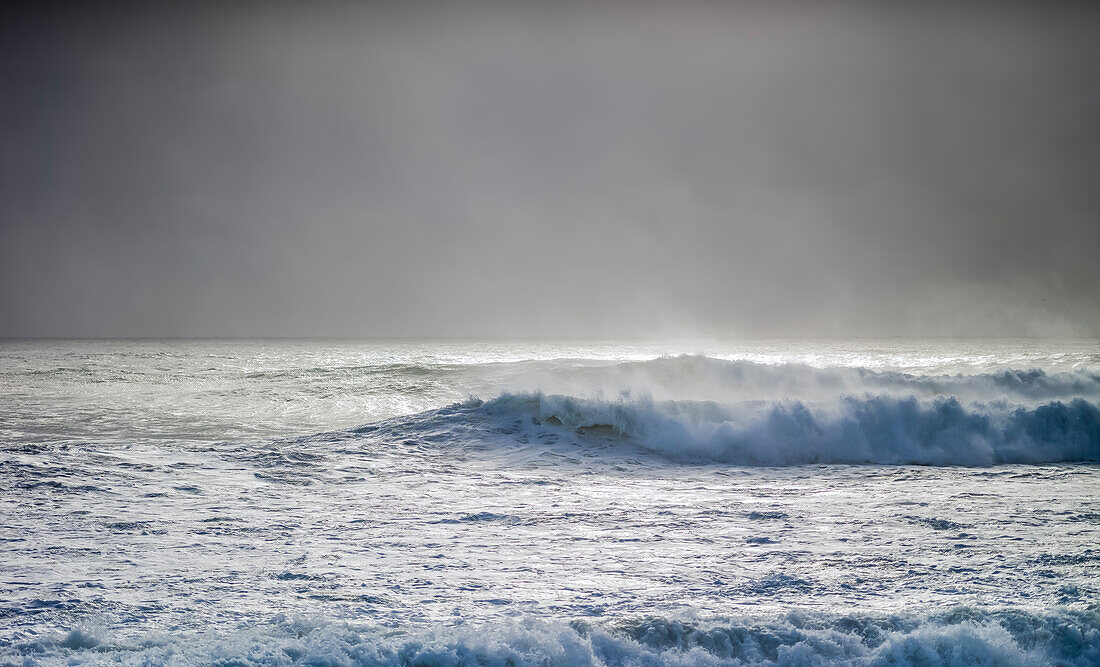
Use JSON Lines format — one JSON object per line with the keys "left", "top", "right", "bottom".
{"left": 1, "top": 338, "right": 1098, "bottom": 665}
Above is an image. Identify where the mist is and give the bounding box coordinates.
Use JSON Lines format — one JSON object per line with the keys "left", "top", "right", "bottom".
{"left": 2, "top": 1, "right": 1098, "bottom": 339}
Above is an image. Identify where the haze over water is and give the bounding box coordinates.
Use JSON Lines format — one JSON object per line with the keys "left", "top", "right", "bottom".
{"left": 2, "top": 1, "right": 1100, "bottom": 664}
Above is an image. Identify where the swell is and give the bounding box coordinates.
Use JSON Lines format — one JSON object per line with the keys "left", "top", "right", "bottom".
{"left": 9, "top": 607, "right": 1098, "bottom": 665}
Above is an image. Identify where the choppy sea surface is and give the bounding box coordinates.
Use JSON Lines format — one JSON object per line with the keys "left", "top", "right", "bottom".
{"left": 1, "top": 338, "right": 1099, "bottom": 666}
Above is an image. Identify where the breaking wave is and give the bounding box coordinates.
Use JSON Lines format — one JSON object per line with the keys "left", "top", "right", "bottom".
{"left": 351, "top": 358, "right": 1100, "bottom": 466}
{"left": 11, "top": 607, "right": 1099, "bottom": 666}
{"left": 468, "top": 393, "right": 1100, "bottom": 466}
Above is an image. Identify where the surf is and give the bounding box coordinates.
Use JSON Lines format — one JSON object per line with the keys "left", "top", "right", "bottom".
{"left": 11, "top": 607, "right": 1099, "bottom": 666}
{"left": 349, "top": 357, "right": 1100, "bottom": 467}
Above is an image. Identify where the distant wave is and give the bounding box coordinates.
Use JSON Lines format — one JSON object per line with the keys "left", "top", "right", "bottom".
{"left": 10, "top": 607, "right": 1098, "bottom": 665}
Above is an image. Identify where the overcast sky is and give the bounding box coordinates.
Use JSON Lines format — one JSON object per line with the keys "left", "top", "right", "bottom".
{"left": 2, "top": 2, "right": 1098, "bottom": 338}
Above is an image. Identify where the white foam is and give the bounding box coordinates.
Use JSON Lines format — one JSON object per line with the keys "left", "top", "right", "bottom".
{"left": 499, "top": 355, "right": 1100, "bottom": 405}
{"left": 12, "top": 608, "right": 1098, "bottom": 665}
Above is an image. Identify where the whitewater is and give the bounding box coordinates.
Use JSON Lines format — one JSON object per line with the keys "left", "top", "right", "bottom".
{"left": 1, "top": 339, "right": 1098, "bottom": 665}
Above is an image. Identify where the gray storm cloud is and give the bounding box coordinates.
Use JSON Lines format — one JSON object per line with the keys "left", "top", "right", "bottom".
{"left": 1, "top": 2, "right": 1098, "bottom": 338}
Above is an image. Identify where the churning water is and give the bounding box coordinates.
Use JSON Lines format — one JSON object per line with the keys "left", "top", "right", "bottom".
{"left": 1, "top": 339, "right": 1098, "bottom": 665}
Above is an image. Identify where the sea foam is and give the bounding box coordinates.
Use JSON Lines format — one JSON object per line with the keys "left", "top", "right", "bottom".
{"left": 12, "top": 607, "right": 1099, "bottom": 666}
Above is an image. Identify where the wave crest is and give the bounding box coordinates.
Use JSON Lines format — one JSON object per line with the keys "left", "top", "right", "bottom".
{"left": 517, "top": 355, "right": 1100, "bottom": 404}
